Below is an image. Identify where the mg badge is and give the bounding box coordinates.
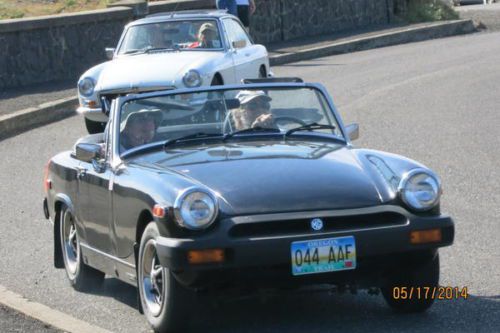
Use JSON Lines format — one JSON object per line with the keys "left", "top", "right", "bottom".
{"left": 310, "top": 218, "right": 324, "bottom": 231}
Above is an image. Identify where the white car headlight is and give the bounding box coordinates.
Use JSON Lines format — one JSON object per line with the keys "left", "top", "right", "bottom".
{"left": 398, "top": 169, "right": 441, "bottom": 211}
{"left": 78, "top": 77, "right": 95, "bottom": 97}
{"left": 182, "top": 70, "right": 202, "bottom": 87}
{"left": 174, "top": 188, "right": 218, "bottom": 230}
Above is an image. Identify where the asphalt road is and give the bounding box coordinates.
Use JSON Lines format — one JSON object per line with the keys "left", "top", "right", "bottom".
{"left": 1, "top": 30, "right": 499, "bottom": 332}
{"left": 0, "top": 305, "right": 61, "bottom": 333}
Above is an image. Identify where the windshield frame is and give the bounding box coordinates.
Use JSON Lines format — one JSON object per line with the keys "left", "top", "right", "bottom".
{"left": 115, "top": 18, "right": 227, "bottom": 56}
{"left": 111, "top": 83, "right": 350, "bottom": 164}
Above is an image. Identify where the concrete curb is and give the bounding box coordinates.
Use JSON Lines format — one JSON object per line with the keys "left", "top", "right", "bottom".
{"left": 0, "top": 97, "right": 78, "bottom": 140}
{"left": 269, "top": 19, "right": 477, "bottom": 66}
{"left": 0, "top": 19, "right": 476, "bottom": 141}
{"left": 0, "top": 285, "right": 114, "bottom": 333}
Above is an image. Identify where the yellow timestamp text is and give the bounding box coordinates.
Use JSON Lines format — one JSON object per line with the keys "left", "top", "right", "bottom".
{"left": 392, "top": 286, "right": 469, "bottom": 300}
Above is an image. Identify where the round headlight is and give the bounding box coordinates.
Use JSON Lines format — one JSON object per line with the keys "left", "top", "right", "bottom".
{"left": 398, "top": 169, "right": 441, "bottom": 211}
{"left": 182, "top": 70, "right": 202, "bottom": 87}
{"left": 78, "top": 77, "right": 95, "bottom": 97}
{"left": 174, "top": 188, "right": 218, "bottom": 230}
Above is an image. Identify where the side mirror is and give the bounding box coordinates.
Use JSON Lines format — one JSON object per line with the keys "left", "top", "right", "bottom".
{"left": 345, "top": 123, "right": 359, "bottom": 141}
{"left": 105, "top": 47, "right": 115, "bottom": 60}
{"left": 232, "top": 40, "right": 246, "bottom": 49}
{"left": 75, "top": 143, "right": 102, "bottom": 162}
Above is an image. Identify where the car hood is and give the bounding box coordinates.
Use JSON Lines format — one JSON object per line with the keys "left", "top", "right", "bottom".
{"left": 96, "top": 51, "right": 220, "bottom": 91}
{"left": 138, "top": 141, "right": 393, "bottom": 215}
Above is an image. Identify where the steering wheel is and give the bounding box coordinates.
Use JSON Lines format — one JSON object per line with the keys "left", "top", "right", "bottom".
{"left": 223, "top": 115, "right": 307, "bottom": 133}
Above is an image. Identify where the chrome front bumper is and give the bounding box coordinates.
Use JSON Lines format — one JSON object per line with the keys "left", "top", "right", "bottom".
{"left": 77, "top": 106, "right": 109, "bottom": 123}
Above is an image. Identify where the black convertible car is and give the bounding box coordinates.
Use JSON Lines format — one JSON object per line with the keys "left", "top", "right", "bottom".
{"left": 43, "top": 80, "right": 454, "bottom": 332}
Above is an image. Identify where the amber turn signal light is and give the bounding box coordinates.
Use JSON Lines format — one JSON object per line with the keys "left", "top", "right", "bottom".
{"left": 188, "top": 249, "right": 225, "bottom": 264}
{"left": 410, "top": 229, "right": 442, "bottom": 244}
{"left": 153, "top": 205, "right": 165, "bottom": 218}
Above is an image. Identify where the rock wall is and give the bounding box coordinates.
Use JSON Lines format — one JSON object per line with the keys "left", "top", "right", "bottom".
{"left": 252, "top": 0, "right": 391, "bottom": 44}
{"left": 0, "top": 0, "right": 392, "bottom": 90}
{"left": 0, "top": 7, "right": 132, "bottom": 90}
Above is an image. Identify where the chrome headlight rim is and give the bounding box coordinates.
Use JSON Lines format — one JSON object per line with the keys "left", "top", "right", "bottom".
{"left": 78, "top": 77, "right": 96, "bottom": 97}
{"left": 182, "top": 69, "right": 203, "bottom": 88}
{"left": 398, "top": 168, "right": 441, "bottom": 212}
{"left": 173, "top": 187, "right": 218, "bottom": 230}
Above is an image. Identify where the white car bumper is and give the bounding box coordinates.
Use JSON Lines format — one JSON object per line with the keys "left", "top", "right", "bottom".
{"left": 77, "top": 106, "right": 109, "bottom": 123}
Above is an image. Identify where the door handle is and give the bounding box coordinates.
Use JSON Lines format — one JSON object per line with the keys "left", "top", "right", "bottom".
{"left": 76, "top": 166, "right": 87, "bottom": 179}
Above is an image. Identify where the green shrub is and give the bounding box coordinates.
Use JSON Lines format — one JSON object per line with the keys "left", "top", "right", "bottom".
{"left": 405, "top": 0, "right": 459, "bottom": 22}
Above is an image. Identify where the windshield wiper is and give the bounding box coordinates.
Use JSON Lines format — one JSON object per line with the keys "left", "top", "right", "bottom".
{"left": 122, "top": 47, "right": 173, "bottom": 55}
{"left": 122, "top": 49, "right": 146, "bottom": 55}
{"left": 223, "top": 126, "right": 281, "bottom": 141}
{"left": 284, "top": 123, "right": 336, "bottom": 138}
{"left": 164, "top": 132, "right": 224, "bottom": 148}
{"left": 144, "top": 47, "right": 174, "bottom": 53}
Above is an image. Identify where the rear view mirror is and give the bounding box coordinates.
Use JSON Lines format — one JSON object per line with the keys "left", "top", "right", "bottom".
{"left": 232, "top": 40, "right": 246, "bottom": 49}
{"left": 75, "top": 143, "right": 102, "bottom": 162}
{"left": 345, "top": 123, "right": 359, "bottom": 141}
{"left": 105, "top": 47, "right": 115, "bottom": 60}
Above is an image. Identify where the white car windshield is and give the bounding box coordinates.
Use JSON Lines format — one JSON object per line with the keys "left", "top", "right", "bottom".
{"left": 118, "top": 87, "right": 344, "bottom": 154}
{"left": 117, "top": 20, "right": 223, "bottom": 54}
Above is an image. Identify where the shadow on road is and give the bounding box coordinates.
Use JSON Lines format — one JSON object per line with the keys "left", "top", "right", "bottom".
{"left": 87, "top": 277, "right": 500, "bottom": 333}
{"left": 189, "top": 292, "right": 499, "bottom": 333}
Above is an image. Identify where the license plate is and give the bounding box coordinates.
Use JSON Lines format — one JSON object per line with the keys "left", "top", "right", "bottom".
{"left": 291, "top": 236, "right": 356, "bottom": 276}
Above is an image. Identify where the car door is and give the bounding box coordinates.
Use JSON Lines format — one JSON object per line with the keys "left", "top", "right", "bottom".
{"left": 222, "top": 18, "right": 259, "bottom": 82}
{"left": 75, "top": 136, "right": 113, "bottom": 254}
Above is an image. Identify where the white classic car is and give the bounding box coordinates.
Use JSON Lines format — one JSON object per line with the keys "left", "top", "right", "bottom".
{"left": 77, "top": 10, "right": 271, "bottom": 133}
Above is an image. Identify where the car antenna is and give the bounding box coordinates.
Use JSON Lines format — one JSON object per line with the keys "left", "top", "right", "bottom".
{"left": 170, "top": 1, "right": 181, "bottom": 18}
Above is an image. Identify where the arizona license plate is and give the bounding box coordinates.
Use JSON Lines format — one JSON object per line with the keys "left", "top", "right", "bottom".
{"left": 291, "top": 236, "right": 356, "bottom": 276}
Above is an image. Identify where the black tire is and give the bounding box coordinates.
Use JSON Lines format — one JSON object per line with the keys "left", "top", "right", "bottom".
{"left": 381, "top": 252, "right": 440, "bottom": 313}
{"left": 59, "top": 204, "right": 104, "bottom": 291}
{"left": 259, "top": 65, "right": 267, "bottom": 78}
{"left": 138, "top": 223, "right": 192, "bottom": 333}
{"left": 210, "top": 75, "right": 223, "bottom": 86}
{"left": 85, "top": 118, "right": 106, "bottom": 134}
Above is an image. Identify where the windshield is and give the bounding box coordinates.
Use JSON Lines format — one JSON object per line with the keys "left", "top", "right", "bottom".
{"left": 117, "top": 20, "right": 223, "bottom": 54}
{"left": 118, "top": 87, "right": 343, "bottom": 154}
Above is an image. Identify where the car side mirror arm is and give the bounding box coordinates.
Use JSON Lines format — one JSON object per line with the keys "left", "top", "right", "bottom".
{"left": 345, "top": 123, "right": 359, "bottom": 141}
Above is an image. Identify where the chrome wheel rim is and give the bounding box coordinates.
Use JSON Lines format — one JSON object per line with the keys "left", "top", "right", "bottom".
{"left": 62, "top": 210, "right": 79, "bottom": 277}
{"left": 141, "top": 240, "right": 165, "bottom": 317}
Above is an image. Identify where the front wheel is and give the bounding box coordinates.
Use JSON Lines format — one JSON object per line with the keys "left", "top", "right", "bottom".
{"left": 381, "top": 252, "right": 440, "bottom": 313}
{"left": 138, "top": 223, "right": 192, "bottom": 333}
{"left": 258, "top": 65, "right": 267, "bottom": 78}
{"left": 60, "top": 204, "right": 104, "bottom": 291}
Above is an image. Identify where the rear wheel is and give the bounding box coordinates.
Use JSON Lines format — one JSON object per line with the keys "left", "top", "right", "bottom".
{"left": 60, "top": 204, "right": 104, "bottom": 291}
{"left": 138, "top": 223, "right": 192, "bottom": 333}
{"left": 381, "top": 252, "right": 440, "bottom": 313}
{"left": 85, "top": 118, "right": 106, "bottom": 134}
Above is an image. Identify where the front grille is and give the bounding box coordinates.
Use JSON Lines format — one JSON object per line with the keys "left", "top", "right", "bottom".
{"left": 228, "top": 212, "right": 407, "bottom": 238}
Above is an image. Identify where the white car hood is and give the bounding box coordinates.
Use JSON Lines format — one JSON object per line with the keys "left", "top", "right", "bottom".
{"left": 96, "top": 51, "right": 221, "bottom": 92}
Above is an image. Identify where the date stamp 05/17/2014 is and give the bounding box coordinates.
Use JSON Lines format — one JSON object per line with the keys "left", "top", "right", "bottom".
{"left": 391, "top": 286, "right": 469, "bottom": 300}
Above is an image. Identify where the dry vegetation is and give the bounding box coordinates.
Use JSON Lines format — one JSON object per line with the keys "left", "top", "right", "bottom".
{"left": 0, "top": 0, "right": 117, "bottom": 20}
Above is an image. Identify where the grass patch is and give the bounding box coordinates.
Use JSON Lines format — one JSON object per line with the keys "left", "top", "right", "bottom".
{"left": 0, "top": 0, "right": 119, "bottom": 20}
{"left": 405, "top": 0, "right": 459, "bottom": 23}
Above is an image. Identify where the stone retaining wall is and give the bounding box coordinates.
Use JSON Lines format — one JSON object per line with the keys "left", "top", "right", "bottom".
{"left": 0, "top": 0, "right": 393, "bottom": 90}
